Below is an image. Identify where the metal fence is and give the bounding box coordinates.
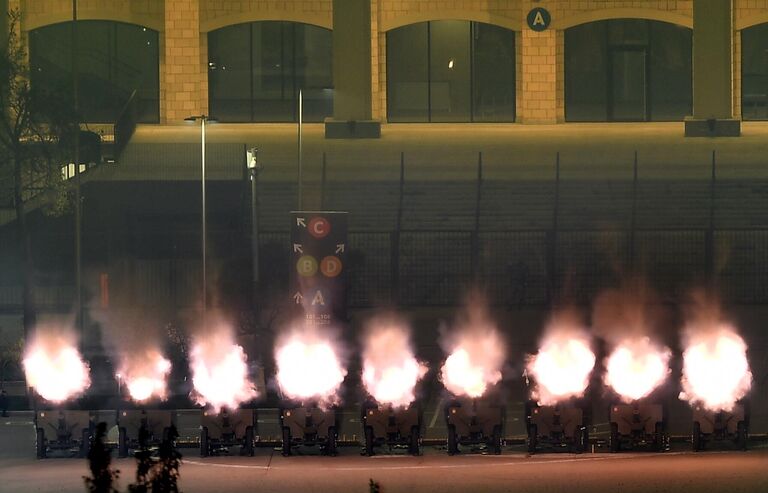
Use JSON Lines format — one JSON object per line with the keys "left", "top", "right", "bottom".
{"left": 252, "top": 227, "right": 768, "bottom": 307}
{"left": 4, "top": 149, "right": 768, "bottom": 312}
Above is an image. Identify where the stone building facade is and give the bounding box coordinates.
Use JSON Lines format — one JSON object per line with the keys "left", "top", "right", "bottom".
{"left": 12, "top": 0, "right": 768, "bottom": 130}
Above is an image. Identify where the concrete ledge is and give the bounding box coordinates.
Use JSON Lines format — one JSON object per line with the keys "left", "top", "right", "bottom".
{"left": 684, "top": 118, "right": 741, "bottom": 137}
{"left": 324, "top": 119, "right": 381, "bottom": 139}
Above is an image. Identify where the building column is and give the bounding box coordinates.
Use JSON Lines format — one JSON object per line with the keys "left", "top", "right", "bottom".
{"left": 161, "top": 0, "right": 206, "bottom": 123}
{"left": 518, "top": 1, "right": 558, "bottom": 124}
{"left": 685, "top": 0, "right": 740, "bottom": 137}
{"left": 325, "top": 0, "right": 380, "bottom": 138}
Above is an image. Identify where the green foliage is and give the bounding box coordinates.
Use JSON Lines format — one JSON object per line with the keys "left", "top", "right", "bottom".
{"left": 0, "top": 336, "right": 23, "bottom": 384}
{"left": 0, "top": 8, "right": 79, "bottom": 212}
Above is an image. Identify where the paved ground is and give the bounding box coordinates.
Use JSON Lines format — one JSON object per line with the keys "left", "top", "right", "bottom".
{"left": 1, "top": 447, "right": 766, "bottom": 493}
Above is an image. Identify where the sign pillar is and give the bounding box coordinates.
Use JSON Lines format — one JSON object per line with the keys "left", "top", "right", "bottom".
{"left": 290, "top": 212, "right": 348, "bottom": 326}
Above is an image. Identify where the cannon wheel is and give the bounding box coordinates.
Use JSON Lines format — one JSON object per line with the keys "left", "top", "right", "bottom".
{"left": 80, "top": 428, "right": 91, "bottom": 458}
{"left": 491, "top": 425, "right": 502, "bottom": 455}
{"left": 281, "top": 427, "right": 291, "bottom": 457}
{"left": 36, "top": 428, "right": 46, "bottom": 459}
{"left": 609, "top": 423, "right": 620, "bottom": 453}
{"left": 363, "top": 426, "right": 375, "bottom": 456}
{"left": 118, "top": 426, "right": 128, "bottom": 458}
{"left": 654, "top": 422, "right": 665, "bottom": 452}
{"left": 244, "top": 426, "right": 255, "bottom": 456}
{"left": 410, "top": 426, "right": 420, "bottom": 456}
{"left": 447, "top": 425, "right": 458, "bottom": 456}
{"left": 326, "top": 427, "right": 338, "bottom": 456}
{"left": 581, "top": 426, "right": 589, "bottom": 453}
{"left": 576, "top": 426, "right": 589, "bottom": 454}
{"left": 692, "top": 422, "right": 702, "bottom": 452}
{"left": 526, "top": 424, "right": 537, "bottom": 455}
{"left": 737, "top": 421, "right": 748, "bottom": 451}
{"left": 200, "top": 426, "right": 209, "bottom": 457}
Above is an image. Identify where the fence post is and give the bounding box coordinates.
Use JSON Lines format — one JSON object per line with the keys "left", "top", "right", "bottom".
{"left": 391, "top": 152, "right": 405, "bottom": 304}
{"left": 628, "top": 150, "right": 638, "bottom": 269}
{"left": 707, "top": 150, "right": 717, "bottom": 282}
{"left": 472, "top": 152, "right": 483, "bottom": 281}
{"left": 548, "top": 152, "right": 560, "bottom": 304}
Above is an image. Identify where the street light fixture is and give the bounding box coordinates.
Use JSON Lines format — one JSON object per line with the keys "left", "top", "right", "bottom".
{"left": 185, "top": 115, "right": 217, "bottom": 320}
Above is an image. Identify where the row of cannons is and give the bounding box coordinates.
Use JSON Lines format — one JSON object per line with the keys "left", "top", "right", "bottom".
{"left": 35, "top": 399, "right": 750, "bottom": 459}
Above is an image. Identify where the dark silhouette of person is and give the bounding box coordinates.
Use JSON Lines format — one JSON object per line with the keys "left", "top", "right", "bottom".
{"left": 153, "top": 424, "right": 181, "bottom": 493}
{"left": 85, "top": 421, "right": 118, "bottom": 493}
{"left": 132, "top": 419, "right": 154, "bottom": 492}
{"left": 138, "top": 411, "right": 151, "bottom": 449}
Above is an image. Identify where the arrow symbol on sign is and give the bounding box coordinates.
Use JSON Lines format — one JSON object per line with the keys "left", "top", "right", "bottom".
{"left": 335, "top": 244, "right": 345, "bottom": 254}
{"left": 296, "top": 217, "right": 306, "bottom": 227}
{"left": 293, "top": 292, "right": 303, "bottom": 304}
{"left": 293, "top": 243, "right": 303, "bottom": 253}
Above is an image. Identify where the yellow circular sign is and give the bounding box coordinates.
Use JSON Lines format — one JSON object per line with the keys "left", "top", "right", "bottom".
{"left": 296, "top": 255, "right": 318, "bottom": 277}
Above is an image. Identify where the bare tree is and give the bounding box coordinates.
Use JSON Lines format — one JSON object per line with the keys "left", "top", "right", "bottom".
{"left": 0, "top": 9, "right": 78, "bottom": 338}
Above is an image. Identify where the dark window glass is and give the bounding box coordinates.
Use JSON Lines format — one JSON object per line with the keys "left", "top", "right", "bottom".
{"left": 565, "top": 22, "right": 608, "bottom": 121}
{"left": 209, "top": 22, "right": 333, "bottom": 122}
{"left": 387, "top": 23, "right": 429, "bottom": 122}
{"left": 473, "top": 23, "right": 516, "bottom": 122}
{"left": 608, "top": 19, "right": 648, "bottom": 45}
{"left": 208, "top": 23, "right": 251, "bottom": 122}
{"left": 296, "top": 24, "right": 334, "bottom": 121}
{"left": 429, "top": 20, "right": 471, "bottom": 122}
{"left": 742, "top": 24, "right": 768, "bottom": 120}
{"left": 252, "top": 21, "right": 291, "bottom": 121}
{"left": 649, "top": 22, "right": 692, "bottom": 120}
{"left": 30, "top": 21, "right": 160, "bottom": 123}
{"left": 387, "top": 21, "right": 516, "bottom": 122}
{"left": 565, "top": 19, "right": 691, "bottom": 122}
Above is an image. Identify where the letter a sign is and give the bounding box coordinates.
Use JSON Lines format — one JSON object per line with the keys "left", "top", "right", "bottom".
{"left": 527, "top": 7, "right": 551, "bottom": 32}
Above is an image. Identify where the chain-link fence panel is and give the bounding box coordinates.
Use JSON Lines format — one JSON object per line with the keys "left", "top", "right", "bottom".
{"left": 479, "top": 231, "right": 549, "bottom": 306}
{"left": 347, "top": 232, "right": 392, "bottom": 307}
{"left": 398, "top": 231, "right": 473, "bottom": 306}
{"left": 716, "top": 230, "right": 768, "bottom": 303}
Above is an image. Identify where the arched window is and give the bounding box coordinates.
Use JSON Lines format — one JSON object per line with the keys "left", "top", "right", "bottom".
{"left": 207, "top": 21, "right": 333, "bottom": 122}
{"left": 565, "top": 19, "right": 691, "bottom": 122}
{"left": 386, "top": 21, "right": 516, "bottom": 122}
{"left": 742, "top": 24, "right": 768, "bottom": 120}
{"left": 30, "top": 21, "right": 160, "bottom": 123}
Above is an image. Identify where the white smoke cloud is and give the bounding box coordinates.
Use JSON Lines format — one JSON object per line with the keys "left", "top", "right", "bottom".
{"left": 361, "top": 315, "right": 427, "bottom": 408}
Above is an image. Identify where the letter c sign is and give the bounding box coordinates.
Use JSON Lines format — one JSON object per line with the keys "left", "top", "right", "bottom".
{"left": 308, "top": 216, "right": 330, "bottom": 239}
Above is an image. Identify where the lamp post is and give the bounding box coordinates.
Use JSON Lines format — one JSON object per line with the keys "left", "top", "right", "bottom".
{"left": 72, "top": 0, "right": 82, "bottom": 341}
{"left": 297, "top": 89, "right": 303, "bottom": 210}
{"left": 246, "top": 147, "right": 261, "bottom": 306}
{"left": 185, "top": 115, "right": 216, "bottom": 320}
